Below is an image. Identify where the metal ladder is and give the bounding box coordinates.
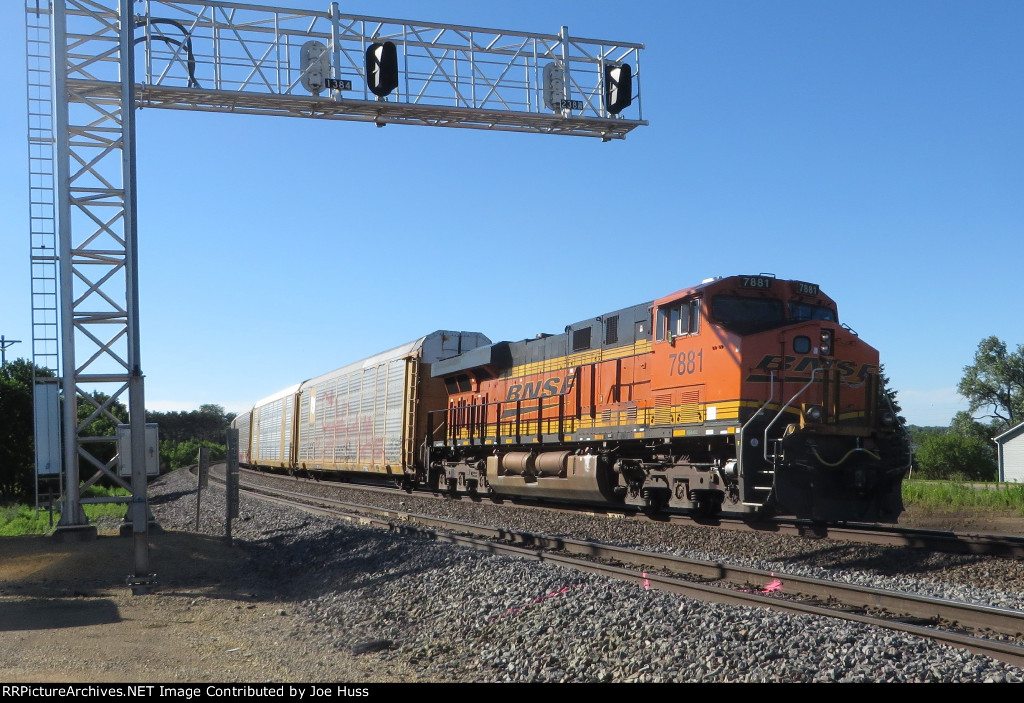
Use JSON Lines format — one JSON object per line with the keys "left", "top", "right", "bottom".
{"left": 25, "top": 0, "right": 59, "bottom": 379}
{"left": 25, "top": 0, "right": 62, "bottom": 511}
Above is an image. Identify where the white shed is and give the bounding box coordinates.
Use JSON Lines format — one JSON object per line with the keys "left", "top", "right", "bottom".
{"left": 994, "top": 422, "right": 1024, "bottom": 483}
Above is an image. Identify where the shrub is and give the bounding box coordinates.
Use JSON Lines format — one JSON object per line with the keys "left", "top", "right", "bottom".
{"left": 912, "top": 433, "right": 997, "bottom": 481}
{"left": 159, "top": 439, "right": 226, "bottom": 472}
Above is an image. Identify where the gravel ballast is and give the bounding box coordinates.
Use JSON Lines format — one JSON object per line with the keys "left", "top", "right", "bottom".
{"left": 143, "top": 468, "right": 1024, "bottom": 683}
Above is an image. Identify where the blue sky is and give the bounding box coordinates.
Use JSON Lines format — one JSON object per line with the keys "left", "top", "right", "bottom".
{"left": 1, "top": 0, "right": 1021, "bottom": 427}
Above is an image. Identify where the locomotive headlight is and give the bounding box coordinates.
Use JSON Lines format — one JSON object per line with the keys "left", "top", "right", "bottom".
{"left": 804, "top": 405, "right": 825, "bottom": 423}
{"left": 819, "top": 329, "right": 833, "bottom": 356}
{"left": 879, "top": 411, "right": 896, "bottom": 428}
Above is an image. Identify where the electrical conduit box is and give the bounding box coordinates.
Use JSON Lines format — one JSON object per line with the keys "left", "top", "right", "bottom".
{"left": 116, "top": 424, "right": 160, "bottom": 477}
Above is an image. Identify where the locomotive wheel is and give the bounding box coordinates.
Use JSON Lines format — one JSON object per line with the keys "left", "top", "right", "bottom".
{"left": 426, "top": 466, "right": 442, "bottom": 492}
{"left": 688, "top": 488, "right": 724, "bottom": 517}
{"left": 642, "top": 487, "right": 670, "bottom": 514}
{"left": 693, "top": 496, "right": 723, "bottom": 517}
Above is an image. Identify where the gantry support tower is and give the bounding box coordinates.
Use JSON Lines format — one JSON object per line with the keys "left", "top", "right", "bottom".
{"left": 24, "top": 0, "right": 646, "bottom": 584}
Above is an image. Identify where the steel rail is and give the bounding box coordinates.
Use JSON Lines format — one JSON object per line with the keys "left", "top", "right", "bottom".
{"left": 226, "top": 474, "right": 1024, "bottom": 668}
{"left": 668, "top": 513, "right": 1024, "bottom": 560}
{"left": 233, "top": 465, "right": 1024, "bottom": 559}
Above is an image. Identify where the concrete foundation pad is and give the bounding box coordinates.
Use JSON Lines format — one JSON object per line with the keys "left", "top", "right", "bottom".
{"left": 52, "top": 524, "right": 98, "bottom": 543}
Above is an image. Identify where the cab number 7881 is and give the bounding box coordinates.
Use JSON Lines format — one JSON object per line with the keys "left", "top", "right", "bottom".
{"left": 668, "top": 350, "right": 703, "bottom": 376}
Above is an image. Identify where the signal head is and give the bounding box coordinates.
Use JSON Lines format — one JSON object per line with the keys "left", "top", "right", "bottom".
{"left": 366, "top": 41, "right": 400, "bottom": 98}
{"left": 604, "top": 63, "right": 632, "bottom": 115}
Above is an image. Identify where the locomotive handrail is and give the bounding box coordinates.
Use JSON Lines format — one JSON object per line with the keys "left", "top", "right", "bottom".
{"left": 735, "top": 371, "right": 777, "bottom": 508}
{"left": 763, "top": 367, "right": 823, "bottom": 464}
{"left": 431, "top": 395, "right": 602, "bottom": 446}
{"left": 741, "top": 371, "right": 776, "bottom": 437}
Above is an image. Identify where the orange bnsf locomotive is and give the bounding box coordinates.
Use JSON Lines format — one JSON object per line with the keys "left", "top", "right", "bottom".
{"left": 234, "top": 274, "right": 911, "bottom": 524}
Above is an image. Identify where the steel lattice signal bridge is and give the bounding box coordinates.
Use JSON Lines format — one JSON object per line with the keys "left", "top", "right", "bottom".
{"left": 24, "top": 0, "right": 646, "bottom": 587}
{"left": 83, "top": 1, "right": 647, "bottom": 138}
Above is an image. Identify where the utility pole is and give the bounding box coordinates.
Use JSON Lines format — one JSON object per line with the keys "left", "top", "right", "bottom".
{"left": 0, "top": 336, "right": 20, "bottom": 369}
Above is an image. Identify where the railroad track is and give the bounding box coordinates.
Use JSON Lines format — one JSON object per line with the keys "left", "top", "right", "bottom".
{"left": 217, "top": 469, "right": 1024, "bottom": 669}
{"left": 688, "top": 515, "right": 1024, "bottom": 560}
{"left": 231, "top": 465, "right": 1024, "bottom": 559}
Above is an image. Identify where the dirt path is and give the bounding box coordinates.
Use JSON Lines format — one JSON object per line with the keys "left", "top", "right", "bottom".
{"left": 0, "top": 529, "right": 406, "bottom": 683}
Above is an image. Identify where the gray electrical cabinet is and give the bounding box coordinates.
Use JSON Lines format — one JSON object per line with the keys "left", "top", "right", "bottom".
{"left": 117, "top": 423, "right": 160, "bottom": 477}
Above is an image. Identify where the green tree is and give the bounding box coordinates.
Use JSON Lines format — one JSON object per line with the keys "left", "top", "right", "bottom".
{"left": 906, "top": 425, "right": 946, "bottom": 446}
{"left": 160, "top": 439, "right": 226, "bottom": 472}
{"left": 878, "top": 364, "right": 905, "bottom": 423}
{"left": 913, "top": 431, "right": 997, "bottom": 481}
{"left": 147, "top": 404, "right": 235, "bottom": 472}
{"left": 949, "top": 410, "right": 998, "bottom": 445}
{"left": 957, "top": 336, "right": 1024, "bottom": 433}
{"left": 147, "top": 404, "right": 234, "bottom": 444}
{"left": 0, "top": 360, "right": 41, "bottom": 501}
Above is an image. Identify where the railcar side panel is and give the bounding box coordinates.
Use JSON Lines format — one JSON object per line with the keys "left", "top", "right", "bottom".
{"left": 249, "top": 385, "right": 300, "bottom": 470}
{"left": 297, "top": 351, "right": 414, "bottom": 476}
{"left": 234, "top": 411, "right": 252, "bottom": 465}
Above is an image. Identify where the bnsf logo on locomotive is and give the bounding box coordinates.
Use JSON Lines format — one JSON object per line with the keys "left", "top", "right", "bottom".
{"left": 505, "top": 372, "right": 577, "bottom": 402}
{"left": 747, "top": 354, "right": 878, "bottom": 381}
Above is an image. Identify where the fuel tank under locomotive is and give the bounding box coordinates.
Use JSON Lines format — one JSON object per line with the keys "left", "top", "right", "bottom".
{"left": 439, "top": 451, "right": 619, "bottom": 504}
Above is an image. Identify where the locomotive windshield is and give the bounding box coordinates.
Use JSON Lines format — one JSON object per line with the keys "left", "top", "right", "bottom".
{"left": 711, "top": 295, "right": 785, "bottom": 334}
{"left": 711, "top": 295, "right": 839, "bottom": 334}
{"left": 790, "top": 301, "right": 837, "bottom": 322}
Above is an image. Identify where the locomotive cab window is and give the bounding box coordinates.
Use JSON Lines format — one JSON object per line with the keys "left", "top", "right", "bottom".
{"left": 789, "top": 302, "right": 837, "bottom": 322}
{"left": 656, "top": 299, "right": 700, "bottom": 342}
{"left": 710, "top": 295, "right": 785, "bottom": 334}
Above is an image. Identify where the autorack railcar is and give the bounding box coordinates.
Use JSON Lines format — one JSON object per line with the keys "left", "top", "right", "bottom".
{"left": 239, "top": 331, "right": 491, "bottom": 486}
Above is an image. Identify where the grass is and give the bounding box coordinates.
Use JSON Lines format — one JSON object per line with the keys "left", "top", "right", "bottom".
{"left": 0, "top": 484, "right": 130, "bottom": 536}
{"left": 902, "top": 479, "right": 1024, "bottom": 514}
